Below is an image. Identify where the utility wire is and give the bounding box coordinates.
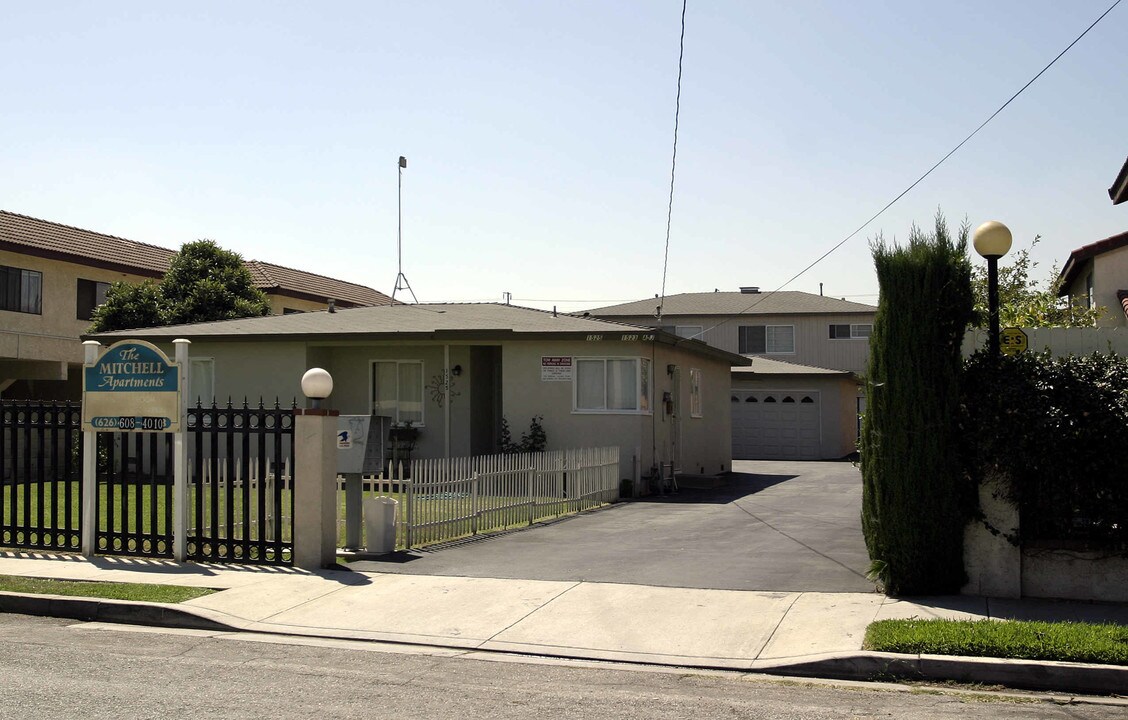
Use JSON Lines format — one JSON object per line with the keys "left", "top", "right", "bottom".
{"left": 679, "top": 0, "right": 1122, "bottom": 344}
{"left": 657, "top": 0, "right": 688, "bottom": 324}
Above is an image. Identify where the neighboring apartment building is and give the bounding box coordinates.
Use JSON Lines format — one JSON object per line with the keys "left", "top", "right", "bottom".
{"left": 0, "top": 210, "right": 393, "bottom": 400}
{"left": 1057, "top": 230, "right": 1128, "bottom": 327}
{"left": 590, "top": 288, "right": 877, "bottom": 460}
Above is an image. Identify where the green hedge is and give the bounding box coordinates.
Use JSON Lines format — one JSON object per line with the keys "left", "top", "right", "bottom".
{"left": 961, "top": 350, "right": 1128, "bottom": 550}
{"left": 861, "top": 216, "right": 975, "bottom": 595}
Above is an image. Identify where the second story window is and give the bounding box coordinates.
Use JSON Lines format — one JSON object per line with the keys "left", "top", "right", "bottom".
{"left": 76, "top": 279, "right": 111, "bottom": 320}
{"left": 739, "top": 325, "right": 794, "bottom": 354}
{"left": 1, "top": 265, "right": 43, "bottom": 315}
{"left": 829, "top": 324, "right": 872, "bottom": 339}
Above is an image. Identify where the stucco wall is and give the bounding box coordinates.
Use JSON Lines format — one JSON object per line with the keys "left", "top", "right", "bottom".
{"left": 501, "top": 339, "right": 734, "bottom": 484}
{"left": 1062, "top": 246, "right": 1128, "bottom": 328}
{"left": 599, "top": 312, "right": 872, "bottom": 373}
{"left": 169, "top": 336, "right": 733, "bottom": 484}
{"left": 963, "top": 480, "right": 1128, "bottom": 602}
{"left": 0, "top": 250, "right": 155, "bottom": 365}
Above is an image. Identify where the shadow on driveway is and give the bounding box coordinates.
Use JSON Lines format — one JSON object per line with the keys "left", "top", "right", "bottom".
{"left": 634, "top": 472, "right": 797, "bottom": 504}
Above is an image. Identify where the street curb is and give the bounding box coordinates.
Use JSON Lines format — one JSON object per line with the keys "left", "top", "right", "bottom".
{"left": 0, "top": 592, "right": 235, "bottom": 633}
{"left": 753, "top": 651, "right": 1128, "bottom": 697}
{"left": 3, "top": 593, "right": 1125, "bottom": 697}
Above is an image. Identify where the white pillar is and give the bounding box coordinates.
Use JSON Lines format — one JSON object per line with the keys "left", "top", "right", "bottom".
{"left": 293, "top": 410, "right": 339, "bottom": 570}
{"left": 81, "top": 341, "right": 101, "bottom": 557}
{"left": 172, "top": 339, "right": 191, "bottom": 562}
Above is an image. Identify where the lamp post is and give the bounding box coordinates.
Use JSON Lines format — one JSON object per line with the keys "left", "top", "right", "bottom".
{"left": 972, "top": 220, "right": 1013, "bottom": 360}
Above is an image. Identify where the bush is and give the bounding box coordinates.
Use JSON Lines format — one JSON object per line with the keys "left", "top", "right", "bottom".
{"left": 499, "top": 416, "right": 547, "bottom": 454}
{"left": 861, "top": 214, "right": 975, "bottom": 595}
{"left": 961, "top": 350, "right": 1128, "bottom": 550}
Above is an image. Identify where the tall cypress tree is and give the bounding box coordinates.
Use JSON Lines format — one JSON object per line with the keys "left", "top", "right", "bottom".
{"left": 862, "top": 213, "right": 975, "bottom": 595}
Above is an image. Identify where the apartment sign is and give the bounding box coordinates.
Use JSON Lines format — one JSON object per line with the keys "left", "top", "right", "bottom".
{"left": 541, "top": 356, "right": 573, "bottom": 382}
{"left": 82, "top": 340, "right": 181, "bottom": 432}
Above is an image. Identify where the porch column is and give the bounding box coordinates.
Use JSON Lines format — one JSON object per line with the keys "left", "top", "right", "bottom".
{"left": 444, "top": 344, "right": 451, "bottom": 459}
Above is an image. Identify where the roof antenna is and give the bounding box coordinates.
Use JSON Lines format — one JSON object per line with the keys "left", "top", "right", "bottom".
{"left": 392, "top": 155, "right": 418, "bottom": 303}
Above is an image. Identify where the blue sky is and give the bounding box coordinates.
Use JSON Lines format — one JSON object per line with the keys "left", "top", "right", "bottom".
{"left": 3, "top": 1, "right": 1125, "bottom": 311}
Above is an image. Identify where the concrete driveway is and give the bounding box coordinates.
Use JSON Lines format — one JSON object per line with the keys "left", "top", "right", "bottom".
{"left": 351, "top": 460, "right": 874, "bottom": 593}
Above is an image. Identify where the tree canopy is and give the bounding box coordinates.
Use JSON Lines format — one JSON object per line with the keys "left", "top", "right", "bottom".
{"left": 969, "top": 236, "right": 1103, "bottom": 328}
{"left": 89, "top": 240, "right": 271, "bottom": 332}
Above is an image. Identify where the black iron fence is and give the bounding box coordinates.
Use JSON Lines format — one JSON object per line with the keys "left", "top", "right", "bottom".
{"left": 0, "top": 400, "right": 83, "bottom": 552}
{"left": 187, "top": 399, "right": 295, "bottom": 565}
{"left": 2, "top": 398, "right": 296, "bottom": 566}
{"left": 94, "top": 431, "right": 174, "bottom": 557}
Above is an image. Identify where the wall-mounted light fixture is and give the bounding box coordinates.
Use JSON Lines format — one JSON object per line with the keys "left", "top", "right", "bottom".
{"left": 451, "top": 364, "right": 462, "bottom": 377}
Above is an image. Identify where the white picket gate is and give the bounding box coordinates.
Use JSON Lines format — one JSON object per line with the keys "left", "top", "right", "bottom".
{"left": 350, "top": 446, "right": 620, "bottom": 549}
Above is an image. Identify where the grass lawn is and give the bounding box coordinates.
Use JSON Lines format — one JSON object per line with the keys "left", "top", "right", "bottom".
{"left": 864, "top": 618, "right": 1128, "bottom": 666}
{"left": 0, "top": 574, "right": 214, "bottom": 603}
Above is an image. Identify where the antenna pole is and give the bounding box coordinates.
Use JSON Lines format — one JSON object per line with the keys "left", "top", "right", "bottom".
{"left": 393, "top": 155, "right": 418, "bottom": 303}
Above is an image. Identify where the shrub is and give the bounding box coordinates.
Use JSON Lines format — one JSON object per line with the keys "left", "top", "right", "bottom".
{"left": 961, "top": 350, "right": 1128, "bottom": 550}
{"left": 861, "top": 214, "right": 975, "bottom": 595}
{"left": 499, "top": 416, "right": 547, "bottom": 454}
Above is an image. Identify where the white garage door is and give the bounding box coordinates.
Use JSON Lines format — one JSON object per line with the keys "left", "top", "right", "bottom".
{"left": 731, "top": 391, "right": 821, "bottom": 460}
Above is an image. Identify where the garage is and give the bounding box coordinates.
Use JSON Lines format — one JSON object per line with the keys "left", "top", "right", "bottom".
{"left": 731, "top": 390, "right": 821, "bottom": 460}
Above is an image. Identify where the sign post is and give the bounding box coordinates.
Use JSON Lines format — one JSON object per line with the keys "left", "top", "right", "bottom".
{"left": 81, "top": 339, "right": 185, "bottom": 559}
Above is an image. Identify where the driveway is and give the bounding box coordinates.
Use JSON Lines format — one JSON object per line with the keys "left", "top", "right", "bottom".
{"left": 350, "top": 460, "right": 874, "bottom": 593}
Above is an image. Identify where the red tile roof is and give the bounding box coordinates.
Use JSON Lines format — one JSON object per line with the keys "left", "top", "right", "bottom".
{"left": 1057, "top": 230, "right": 1128, "bottom": 294}
{"left": 0, "top": 210, "right": 392, "bottom": 308}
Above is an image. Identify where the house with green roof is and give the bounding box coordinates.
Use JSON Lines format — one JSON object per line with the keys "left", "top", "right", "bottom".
{"left": 88, "top": 302, "right": 749, "bottom": 488}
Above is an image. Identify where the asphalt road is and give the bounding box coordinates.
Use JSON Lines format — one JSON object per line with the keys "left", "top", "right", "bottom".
{"left": 352, "top": 460, "right": 873, "bottom": 592}
{"left": 1, "top": 614, "right": 1122, "bottom": 720}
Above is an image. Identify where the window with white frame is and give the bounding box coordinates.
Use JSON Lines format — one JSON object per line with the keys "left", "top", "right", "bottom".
{"left": 738, "top": 325, "right": 794, "bottom": 354}
{"left": 829, "top": 323, "right": 872, "bottom": 339}
{"left": 689, "top": 368, "right": 702, "bottom": 418}
{"left": 675, "top": 325, "right": 702, "bottom": 340}
{"left": 372, "top": 360, "right": 424, "bottom": 425}
{"left": 189, "top": 358, "right": 215, "bottom": 406}
{"left": 574, "top": 357, "right": 651, "bottom": 412}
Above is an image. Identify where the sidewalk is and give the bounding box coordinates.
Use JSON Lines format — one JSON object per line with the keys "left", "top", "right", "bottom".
{"left": 2, "top": 552, "right": 1127, "bottom": 695}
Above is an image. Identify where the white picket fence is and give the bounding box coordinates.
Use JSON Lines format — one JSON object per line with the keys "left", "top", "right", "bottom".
{"left": 347, "top": 446, "right": 620, "bottom": 549}
{"left": 187, "top": 456, "right": 292, "bottom": 540}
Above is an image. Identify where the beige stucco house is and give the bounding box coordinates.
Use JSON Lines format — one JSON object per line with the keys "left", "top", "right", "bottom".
{"left": 590, "top": 288, "right": 876, "bottom": 460}
{"left": 1, "top": 210, "right": 392, "bottom": 400}
{"left": 89, "top": 303, "right": 749, "bottom": 488}
{"left": 1110, "top": 155, "right": 1128, "bottom": 206}
{"left": 1057, "top": 230, "right": 1128, "bottom": 327}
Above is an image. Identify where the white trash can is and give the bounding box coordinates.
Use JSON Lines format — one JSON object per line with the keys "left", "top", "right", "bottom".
{"left": 363, "top": 496, "right": 398, "bottom": 554}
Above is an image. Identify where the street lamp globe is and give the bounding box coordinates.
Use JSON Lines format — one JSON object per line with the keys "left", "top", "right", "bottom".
{"left": 301, "top": 368, "right": 333, "bottom": 408}
{"left": 973, "top": 220, "right": 1012, "bottom": 259}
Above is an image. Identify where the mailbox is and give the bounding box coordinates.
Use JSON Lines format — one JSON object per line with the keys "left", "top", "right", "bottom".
{"left": 336, "top": 414, "right": 392, "bottom": 474}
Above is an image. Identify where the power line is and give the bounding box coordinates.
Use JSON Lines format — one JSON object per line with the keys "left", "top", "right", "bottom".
{"left": 657, "top": 0, "right": 688, "bottom": 324}
{"left": 680, "top": 0, "right": 1122, "bottom": 343}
